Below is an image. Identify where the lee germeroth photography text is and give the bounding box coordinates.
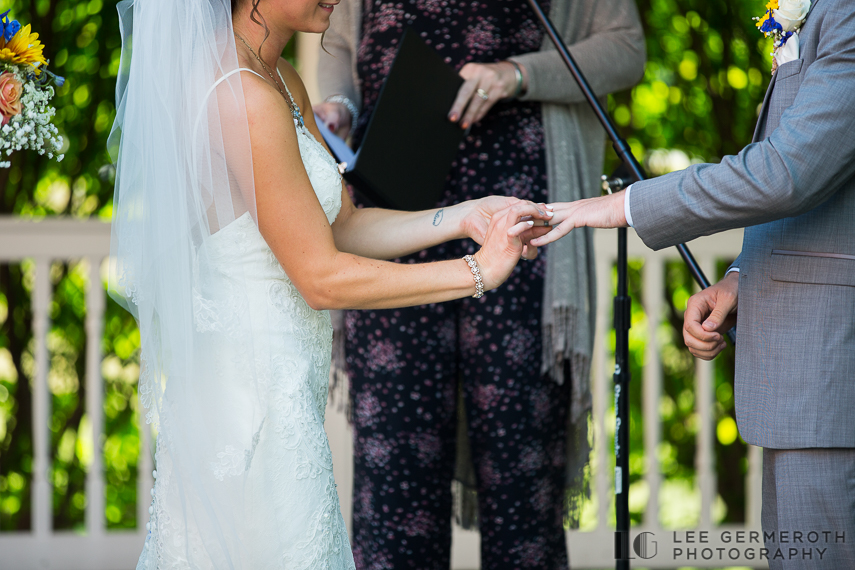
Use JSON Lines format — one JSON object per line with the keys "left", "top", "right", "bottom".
{"left": 624, "top": 529, "right": 847, "bottom": 563}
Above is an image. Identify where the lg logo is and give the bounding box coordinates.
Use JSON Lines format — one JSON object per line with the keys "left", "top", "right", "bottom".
{"left": 616, "top": 531, "right": 658, "bottom": 560}
{"left": 633, "top": 532, "right": 658, "bottom": 559}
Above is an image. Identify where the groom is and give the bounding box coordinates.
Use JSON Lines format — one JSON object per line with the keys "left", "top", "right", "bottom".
{"left": 533, "top": 1, "right": 855, "bottom": 567}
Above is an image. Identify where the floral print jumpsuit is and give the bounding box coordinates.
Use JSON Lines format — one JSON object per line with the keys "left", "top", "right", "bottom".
{"left": 346, "top": 1, "right": 571, "bottom": 568}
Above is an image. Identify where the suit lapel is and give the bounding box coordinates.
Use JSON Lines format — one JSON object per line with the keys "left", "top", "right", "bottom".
{"left": 806, "top": 0, "right": 821, "bottom": 18}
{"left": 752, "top": 75, "right": 778, "bottom": 143}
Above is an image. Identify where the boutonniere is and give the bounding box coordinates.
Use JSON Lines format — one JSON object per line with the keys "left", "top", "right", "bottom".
{"left": 754, "top": 0, "right": 811, "bottom": 74}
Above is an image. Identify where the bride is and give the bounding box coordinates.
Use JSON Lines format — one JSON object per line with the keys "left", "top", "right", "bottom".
{"left": 109, "top": 0, "right": 553, "bottom": 568}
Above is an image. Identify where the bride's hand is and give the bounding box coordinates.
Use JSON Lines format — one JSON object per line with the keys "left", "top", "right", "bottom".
{"left": 472, "top": 201, "right": 553, "bottom": 291}
{"left": 458, "top": 196, "right": 552, "bottom": 260}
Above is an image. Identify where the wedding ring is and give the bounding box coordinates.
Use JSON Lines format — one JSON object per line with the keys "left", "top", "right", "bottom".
{"left": 476, "top": 88, "right": 489, "bottom": 101}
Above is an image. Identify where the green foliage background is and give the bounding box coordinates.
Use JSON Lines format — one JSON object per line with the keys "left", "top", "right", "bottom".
{"left": 0, "top": 0, "right": 772, "bottom": 536}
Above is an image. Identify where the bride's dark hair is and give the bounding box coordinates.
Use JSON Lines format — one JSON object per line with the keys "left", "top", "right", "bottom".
{"left": 230, "top": 0, "right": 332, "bottom": 57}
{"left": 231, "top": 0, "right": 270, "bottom": 53}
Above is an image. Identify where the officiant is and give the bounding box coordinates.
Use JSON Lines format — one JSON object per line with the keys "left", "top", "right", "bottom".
{"left": 315, "top": 1, "right": 645, "bottom": 567}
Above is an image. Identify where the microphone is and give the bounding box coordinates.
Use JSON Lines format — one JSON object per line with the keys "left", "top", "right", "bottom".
{"left": 601, "top": 174, "right": 634, "bottom": 195}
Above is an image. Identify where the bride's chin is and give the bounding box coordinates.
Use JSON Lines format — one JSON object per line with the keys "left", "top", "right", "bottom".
{"left": 288, "top": 17, "right": 330, "bottom": 35}
{"left": 305, "top": 17, "right": 332, "bottom": 34}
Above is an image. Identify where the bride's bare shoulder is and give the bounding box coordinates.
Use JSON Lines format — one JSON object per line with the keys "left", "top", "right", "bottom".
{"left": 234, "top": 71, "right": 292, "bottom": 127}
{"left": 276, "top": 58, "right": 314, "bottom": 112}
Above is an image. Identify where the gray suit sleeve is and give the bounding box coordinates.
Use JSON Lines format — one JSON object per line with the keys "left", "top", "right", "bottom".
{"left": 509, "top": 0, "right": 646, "bottom": 104}
{"left": 317, "top": 4, "right": 360, "bottom": 110}
{"left": 630, "top": 6, "right": 855, "bottom": 251}
{"left": 727, "top": 254, "right": 742, "bottom": 273}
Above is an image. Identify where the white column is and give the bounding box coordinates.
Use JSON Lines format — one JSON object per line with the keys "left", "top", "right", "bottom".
{"left": 695, "top": 257, "right": 717, "bottom": 528}
{"left": 31, "top": 258, "right": 52, "bottom": 537}
{"left": 642, "top": 257, "right": 663, "bottom": 527}
{"left": 85, "top": 258, "right": 106, "bottom": 536}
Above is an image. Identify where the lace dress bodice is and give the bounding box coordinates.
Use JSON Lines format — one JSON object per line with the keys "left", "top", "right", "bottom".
{"left": 137, "top": 69, "right": 355, "bottom": 570}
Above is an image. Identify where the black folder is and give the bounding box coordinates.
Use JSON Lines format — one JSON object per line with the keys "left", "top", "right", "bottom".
{"left": 317, "top": 28, "right": 465, "bottom": 211}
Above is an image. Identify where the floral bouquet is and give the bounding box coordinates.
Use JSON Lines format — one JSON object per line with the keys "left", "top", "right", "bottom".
{"left": 0, "top": 10, "right": 64, "bottom": 168}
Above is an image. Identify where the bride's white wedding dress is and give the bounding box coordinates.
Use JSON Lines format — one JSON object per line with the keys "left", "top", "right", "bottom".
{"left": 137, "top": 69, "right": 355, "bottom": 569}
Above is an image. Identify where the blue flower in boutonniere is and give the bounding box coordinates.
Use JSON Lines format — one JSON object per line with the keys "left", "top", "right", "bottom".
{"left": 754, "top": 0, "right": 811, "bottom": 73}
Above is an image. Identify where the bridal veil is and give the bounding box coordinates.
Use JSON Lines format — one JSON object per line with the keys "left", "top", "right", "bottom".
{"left": 108, "top": 0, "right": 272, "bottom": 566}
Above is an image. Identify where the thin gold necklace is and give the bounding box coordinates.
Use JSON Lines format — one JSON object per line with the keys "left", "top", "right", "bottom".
{"left": 234, "top": 32, "right": 303, "bottom": 126}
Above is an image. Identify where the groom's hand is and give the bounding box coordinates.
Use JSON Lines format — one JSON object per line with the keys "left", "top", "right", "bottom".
{"left": 529, "top": 191, "right": 628, "bottom": 248}
{"left": 683, "top": 271, "right": 739, "bottom": 360}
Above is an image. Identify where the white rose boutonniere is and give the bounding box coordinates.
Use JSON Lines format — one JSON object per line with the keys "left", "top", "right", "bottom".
{"left": 775, "top": 0, "right": 811, "bottom": 31}
{"left": 754, "top": 0, "right": 812, "bottom": 73}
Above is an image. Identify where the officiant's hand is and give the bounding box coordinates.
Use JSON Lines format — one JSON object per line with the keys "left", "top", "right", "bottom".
{"left": 473, "top": 201, "right": 551, "bottom": 290}
{"left": 448, "top": 61, "right": 529, "bottom": 129}
{"left": 313, "top": 102, "right": 352, "bottom": 139}
{"left": 457, "top": 196, "right": 552, "bottom": 260}
{"left": 683, "top": 272, "right": 739, "bottom": 360}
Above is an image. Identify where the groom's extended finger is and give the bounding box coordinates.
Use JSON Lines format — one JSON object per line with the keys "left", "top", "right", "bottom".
{"left": 517, "top": 226, "right": 552, "bottom": 242}
{"left": 529, "top": 220, "right": 574, "bottom": 247}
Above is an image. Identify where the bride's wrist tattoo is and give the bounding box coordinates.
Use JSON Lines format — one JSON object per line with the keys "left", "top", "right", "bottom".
{"left": 433, "top": 209, "right": 444, "bottom": 226}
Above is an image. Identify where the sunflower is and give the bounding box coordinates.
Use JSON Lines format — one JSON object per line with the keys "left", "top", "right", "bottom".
{"left": 0, "top": 25, "right": 47, "bottom": 72}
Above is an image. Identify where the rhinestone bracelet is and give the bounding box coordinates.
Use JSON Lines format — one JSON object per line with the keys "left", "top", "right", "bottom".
{"left": 463, "top": 255, "right": 485, "bottom": 299}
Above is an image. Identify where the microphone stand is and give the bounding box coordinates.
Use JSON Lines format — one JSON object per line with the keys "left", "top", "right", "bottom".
{"left": 525, "top": 1, "right": 734, "bottom": 568}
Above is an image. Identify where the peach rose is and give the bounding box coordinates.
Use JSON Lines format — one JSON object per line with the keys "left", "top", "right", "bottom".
{"left": 0, "top": 72, "right": 23, "bottom": 120}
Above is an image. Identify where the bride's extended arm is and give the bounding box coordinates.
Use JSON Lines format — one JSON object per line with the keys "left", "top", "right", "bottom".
{"left": 300, "top": 111, "right": 534, "bottom": 260}
{"left": 244, "top": 74, "right": 545, "bottom": 312}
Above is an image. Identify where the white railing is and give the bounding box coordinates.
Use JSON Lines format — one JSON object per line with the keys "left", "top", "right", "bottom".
{"left": 0, "top": 217, "right": 756, "bottom": 569}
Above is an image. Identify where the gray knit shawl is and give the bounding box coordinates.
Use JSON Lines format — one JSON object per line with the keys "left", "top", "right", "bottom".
{"left": 318, "top": 0, "right": 646, "bottom": 527}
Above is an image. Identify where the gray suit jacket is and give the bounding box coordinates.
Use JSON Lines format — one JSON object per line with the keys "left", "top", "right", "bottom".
{"left": 630, "top": 0, "right": 855, "bottom": 449}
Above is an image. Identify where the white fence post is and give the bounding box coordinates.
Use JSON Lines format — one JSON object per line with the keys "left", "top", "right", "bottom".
{"left": 695, "top": 257, "right": 717, "bottom": 528}
{"left": 642, "top": 256, "right": 663, "bottom": 527}
{"left": 31, "top": 257, "right": 52, "bottom": 538}
{"left": 85, "top": 258, "right": 106, "bottom": 537}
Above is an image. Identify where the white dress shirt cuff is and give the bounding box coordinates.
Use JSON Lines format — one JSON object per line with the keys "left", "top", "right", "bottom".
{"left": 624, "top": 184, "right": 634, "bottom": 228}
{"left": 725, "top": 267, "right": 740, "bottom": 276}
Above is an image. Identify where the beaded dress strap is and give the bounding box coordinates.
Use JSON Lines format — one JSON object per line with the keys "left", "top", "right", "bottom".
{"left": 276, "top": 68, "right": 305, "bottom": 129}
